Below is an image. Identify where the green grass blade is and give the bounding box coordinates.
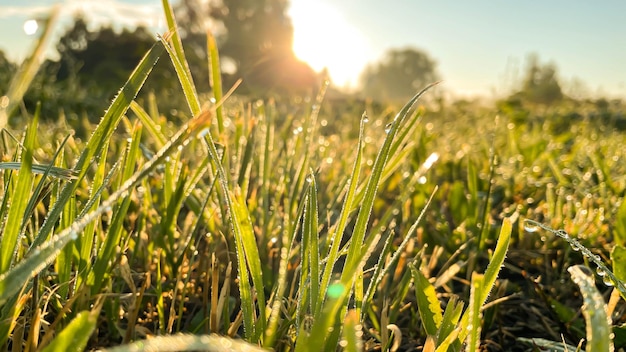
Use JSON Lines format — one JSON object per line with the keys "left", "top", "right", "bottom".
{"left": 436, "top": 296, "right": 464, "bottom": 348}
{"left": 341, "top": 84, "right": 437, "bottom": 284}
{"left": 342, "top": 310, "right": 363, "bottom": 352}
{"left": 56, "top": 193, "right": 76, "bottom": 299}
{"left": 466, "top": 273, "right": 484, "bottom": 351}
{"left": 517, "top": 337, "right": 579, "bottom": 351}
{"left": 305, "top": 172, "right": 321, "bottom": 316}
{"left": 40, "top": 304, "right": 101, "bottom": 352}
{"left": 0, "top": 106, "right": 37, "bottom": 273}
{"left": 410, "top": 264, "right": 443, "bottom": 337}
{"left": 229, "top": 187, "right": 267, "bottom": 341}
{"left": 160, "top": 0, "right": 200, "bottom": 114}
{"left": 29, "top": 40, "right": 164, "bottom": 251}
{"left": 207, "top": 30, "right": 225, "bottom": 134}
{"left": 75, "top": 145, "right": 112, "bottom": 291}
{"left": 319, "top": 113, "right": 365, "bottom": 304}
{"left": 459, "top": 216, "right": 512, "bottom": 342}
{"left": 0, "top": 109, "right": 212, "bottom": 306}
{"left": 525, "top": 219, "right": 626, "bottom": 300}
{"left": 0, "top": 162, "right": 78, "bottom": 180}
{"left": 568, "top": 265, "right": 613, "bottom": 352}
{"left": 89, "top": 125, "right": 142, "bottom": 292}
{"left": 130, "top": 100, "right": 167, "bottom": 147}
{"left": 362, "top": 187, "right": 437, "bottom": 319}
{"left": 296, "top": 233, "right": 381, "bottom": 352}
{"left": 158, "top": 34, "right": 200, "bottom": 116}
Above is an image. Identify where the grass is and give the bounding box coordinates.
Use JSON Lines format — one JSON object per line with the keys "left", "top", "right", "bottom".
{"left": 1, "top": 1, "right": 626, "bottom": 351}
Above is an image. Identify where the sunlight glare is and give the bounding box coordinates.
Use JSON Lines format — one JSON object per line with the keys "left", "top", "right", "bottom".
{"left": 289, "top": 1, "right": 372, "bottom": 89}
{"left": 23, "top": 19, "right": 38, "bottom": 35}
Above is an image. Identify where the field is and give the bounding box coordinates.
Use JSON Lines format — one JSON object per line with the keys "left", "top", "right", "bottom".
{"left": 1, "top": 3, "right": 626, "bottom": 352}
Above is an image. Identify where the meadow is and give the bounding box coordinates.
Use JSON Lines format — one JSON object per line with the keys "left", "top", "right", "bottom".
{"left": 1, "top": 2, "right": 626, "bottom": 351}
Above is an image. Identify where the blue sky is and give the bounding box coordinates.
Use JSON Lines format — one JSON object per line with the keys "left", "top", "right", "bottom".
{"left": 1, "top": 0, "right": 625, "bottom": 99}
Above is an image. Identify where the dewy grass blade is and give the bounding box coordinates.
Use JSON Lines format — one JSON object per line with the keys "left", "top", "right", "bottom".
{"left": 466, "top": 273, "right": 484, "bottom": 351}
{"left": 340, "top": 83, "right": 438, "bottom": 294}
{"left": 362, "top": 187, "right": 438, "bottom": 320}
{"left": 229, "top": 187, "right": 266, "bottom": 341}
{"left": 319, "top": 112, "right": 365, "bottom": 307}
{"left": 0, "top": 109, "right": 213, "bottom": 306}
{"left": 410, "top": 264, "right": 443, "bottom": 337}
{"left": 200, "top": 105, "right": 267, "bottom": 341}
{"left": 89, "top": 125, "right": 142, "bottom": 293}
{"left": 568, "top": 265, "right": 613, "bottom": 352}
{"left": 305, "top": 171, "right": 320, "bottom": 316}
{"left": 0, "top": 162, "right": 78, "bottom": 180}
{"left": 458, "top": 216, "right": 512, "bottom": 342}
{"left": 207, "top": 30, "right": 225, "bottom": 134}
{"left": 29, "top": 40, "right": 164, "bottom": 251}
{"left": 130, "top": 101, "right": 167, "bottom": 147}
{"left": 0, "top": 106, "right": 37, "bottom": 274}
{"left": 40, "top": 301, "right": 102, "bottom": 352}
{"left": 160, "top": 0, "right": 200, "bottom": 115}
{"left": 524, "top": 219, "right": 626, "bottom": 301}
{"left": 342, "top": 310, "right": 363, "bottom": 352}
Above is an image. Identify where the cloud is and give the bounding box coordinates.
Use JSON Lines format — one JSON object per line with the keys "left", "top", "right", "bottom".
{"left": 0, "top": 0, "right": 166, "bottom": 31}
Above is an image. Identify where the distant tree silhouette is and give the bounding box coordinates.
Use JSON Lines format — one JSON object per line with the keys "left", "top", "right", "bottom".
{"left": 56, "top": 17, "right": 156, "bottom": 95}
{"left": 0, "top": 50, "right": 16, "bottom": 94}
{"left": 517, "top": 54, "right": 563, "bottom": 105}
{"left": 360, "top": 47, "right": 439, "bottom": 102}
{"left": 178, "top": 0, "right": 317, "bottom": 94}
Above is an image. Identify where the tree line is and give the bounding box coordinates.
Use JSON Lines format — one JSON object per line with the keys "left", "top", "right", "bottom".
{"left": 0, "top": 0, "right": 569, "bottom": 124}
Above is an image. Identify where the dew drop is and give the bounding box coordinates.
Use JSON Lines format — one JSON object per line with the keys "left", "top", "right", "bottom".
{"left": 305, "top": 174, "right": 313, "bottom": 183}
{"left": 596, "top": 267, "right": 606, "bottom": 277}
{"left": 603, "top": 276, "right": 614, "bottom": 287}
{"left": 384, "top": 123, "right": 393, "bottom": 133}
{"left": 361, "top": 111, "right": 369, "bottom": 123}
{"left": 523, "top": 220, "right": 540, "bottom": 233}
{"left": 197, "top": 127, "right": 210, "bottom": 138}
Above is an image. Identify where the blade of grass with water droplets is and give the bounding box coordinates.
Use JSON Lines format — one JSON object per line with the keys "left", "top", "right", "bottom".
{"left": 568, "top": 265, "right": 613, "bottom": 352}
{"left": 341, "top": 83, "right": 437, "bottom": 291}
{"left": 525, "top": 219, "right": 626, "bottom": 300}
{"left": 29, "top": 41, "right": 164, "bottom": 251}
{"left": 410, "top": 263, "right": 443, "bottom": 337}
{"left": 160, "top": 0, "right": 200, "bottom": 115}
{"left": 89, "top": 124, "right": 142, "bottom": 293}
{"left": 0, "top": 109, "right": 213, "bottom": 306}
{"left": 0, "top": 162, "right": 77, "bottom": 180}
{"left": 319, "top": 115, "right": 364, "bottom": 306}
{"left": 158, "top": 33, "right": 201, "bottom": 116}
{"left": 0, "top": 105, "right": 37, "bottom": 274}
{"left": 458, "top": 217, "right": 512, "bottom": 342}
{"left": 207, "top": 30, "right": 225, "bottom": 134}
{"left": 39, "top": 301, "right": 101, "bottom": 352}
{"left": 466, "top": 272, "right": 484, "bottom": 351}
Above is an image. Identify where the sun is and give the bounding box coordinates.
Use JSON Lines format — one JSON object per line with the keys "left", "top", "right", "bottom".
{"left": 288, "top": 1, "right": 372, "bottom": 89}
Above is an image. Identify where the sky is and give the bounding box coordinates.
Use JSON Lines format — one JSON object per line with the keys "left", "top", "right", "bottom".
{"left": 1, "top": 0, "right": 625, "bottom": 99}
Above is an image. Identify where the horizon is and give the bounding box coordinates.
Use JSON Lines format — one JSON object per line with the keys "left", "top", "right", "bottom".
{"left": 1, "top": 0, "right": 625, "bottom": 100}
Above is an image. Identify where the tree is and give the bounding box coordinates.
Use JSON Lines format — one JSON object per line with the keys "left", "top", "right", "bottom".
{"left": 517, "top": 54, "right": 563, "bottom": 105}
{"left": 360, "top": 47, "right": 439, "bottom": 102}
{"left": 187, "top": 0, "right": 318, "bottom": 94}
{"left": 56, "top": 17, "right": 156, "bottom": 95}
{"left": 0, "top": 50, "right": 16, "bottom": 94}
